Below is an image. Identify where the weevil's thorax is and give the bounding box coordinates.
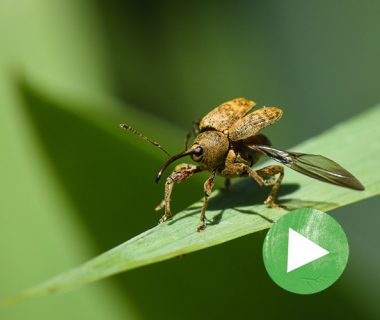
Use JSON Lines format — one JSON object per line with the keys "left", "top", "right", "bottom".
{"left": 191, "top": 131, "right": 229, "bottom": 169}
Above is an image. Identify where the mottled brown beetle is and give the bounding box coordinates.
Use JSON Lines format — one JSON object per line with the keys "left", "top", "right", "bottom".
{"left": 121, "top": 98, "right": 364, "bottom": 232}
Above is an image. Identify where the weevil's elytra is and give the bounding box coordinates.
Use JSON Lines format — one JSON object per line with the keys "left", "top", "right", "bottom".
{"left": 122, "top": 97, "right": 364, "bottom": 232}
{"left": 229, "top": 107, "right": 283, "bottom": 141}
{"left": 199, "top": 98, "right": 256, "bottom": 132}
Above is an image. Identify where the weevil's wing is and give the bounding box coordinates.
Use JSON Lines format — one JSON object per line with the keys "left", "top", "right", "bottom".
{"left": 229, "top": 107, "right": 283, "bottom": 141}
{"left": 249, "top": 145, "right": 365, "bottom": 190}
{"left": 199, "top": 98, "right": 256, "bottom": 132}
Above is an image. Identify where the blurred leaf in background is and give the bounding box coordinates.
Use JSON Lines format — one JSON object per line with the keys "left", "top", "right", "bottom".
{"left": 1, "top": 1, "right": 380, "bottom": 320}
{"left": 0, "top": 0, "right": 139, "bottom": 319}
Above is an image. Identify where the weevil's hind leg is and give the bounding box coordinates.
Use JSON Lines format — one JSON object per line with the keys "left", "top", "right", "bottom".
{"left": 197, "top": 172, "right": 216, "bottom": 232}
{"left": 256, "top": 165, "right": 285, "bottom": 208}
{"left": 155, "top": 164, "right": 202, "bottom": 224}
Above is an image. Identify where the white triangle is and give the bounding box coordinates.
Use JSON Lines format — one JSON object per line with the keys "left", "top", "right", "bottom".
{"left": 287, "top": 228, "right": 329, "bottom": 272}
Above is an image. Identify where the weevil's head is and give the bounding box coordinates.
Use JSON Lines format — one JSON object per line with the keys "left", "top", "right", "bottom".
{"left": 190, "top": 131, "right": 229, "bottom": 167}
{"left": 155, "top": 131, "right": 229, "bottom": 182}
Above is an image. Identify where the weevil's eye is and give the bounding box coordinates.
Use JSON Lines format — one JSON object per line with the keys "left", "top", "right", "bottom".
{"left": 192, "top": 146, "right": 204, "bottom": 161}
{"left": 194, "top": 146, "right": 203, "bottom": 157}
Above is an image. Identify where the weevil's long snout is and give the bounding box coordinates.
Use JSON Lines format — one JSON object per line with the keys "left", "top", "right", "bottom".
{"left": 155, "top": 148, "right": 195, "bottom": 183}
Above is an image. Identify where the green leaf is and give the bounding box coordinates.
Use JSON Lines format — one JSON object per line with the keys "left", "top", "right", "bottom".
{"left": 4, "top": 103, "right": 380, "bottom": 306}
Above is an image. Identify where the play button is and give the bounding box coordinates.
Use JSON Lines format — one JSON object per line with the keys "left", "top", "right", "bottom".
{"left": 263, "top": 208, "right": 349, "bottom": 294}
{"left": 287, "top": 228, "right": 329, "bottom": 272}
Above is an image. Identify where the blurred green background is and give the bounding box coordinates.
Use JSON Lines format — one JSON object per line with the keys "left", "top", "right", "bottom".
{"left": 1, "top": 1, "right": 379, "bottom": 319}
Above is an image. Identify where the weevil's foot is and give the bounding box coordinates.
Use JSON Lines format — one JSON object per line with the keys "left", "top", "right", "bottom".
{"left": 155, "top": 200, "right": 165, "bottom": 212}
{"left": 264, "top": 198, "right": 286, "bottom": 210}
{"left": 197, "top": 220, "right": 206, "bottom": 232}
{"left": 158, "top": 212, "right": 172, "bottom": 224}
{"left": 197, "top": 224, "right": 206, "bottom": 232}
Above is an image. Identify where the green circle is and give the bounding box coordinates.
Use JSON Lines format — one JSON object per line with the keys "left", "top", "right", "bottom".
{"left": 263, "top": 208, "right": 349, "bottom": 294}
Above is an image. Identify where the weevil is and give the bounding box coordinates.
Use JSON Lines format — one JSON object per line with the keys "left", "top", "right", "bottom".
{"left": 121, "top": 98, "right": 364, "bottom": 232}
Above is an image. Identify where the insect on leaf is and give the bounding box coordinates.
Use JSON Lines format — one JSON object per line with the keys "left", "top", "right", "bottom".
{"left": 3, "top": 104, "right": 380, "bottom": 306}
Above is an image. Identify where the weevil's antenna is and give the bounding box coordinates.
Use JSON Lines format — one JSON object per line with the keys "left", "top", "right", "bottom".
{"left": 120, "top": 123, "right": 171, "bottom": 157}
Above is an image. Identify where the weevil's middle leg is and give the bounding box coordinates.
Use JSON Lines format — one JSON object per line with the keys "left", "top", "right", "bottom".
{"left": 220, "top": 159, "right": 284, "bottom": 208}
{"left": 155, "top": 163, "right": 202, "bottom": 224}
{"left": 256, "top": 165, "right": 285, "bottom": 208}
{"left": 197, "top": 171, "right": 216, "bottom": 232}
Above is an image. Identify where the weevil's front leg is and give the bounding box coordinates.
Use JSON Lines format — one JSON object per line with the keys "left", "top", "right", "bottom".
{"left": 184, "top": 122, "right": 200, "bottom": 150}
{"left": 197, "top": 171, "right": 216, "bottom": 232}
{"left": 192, "top": 121, "right": 200, "bottom": 136}
{"left": 256, "top": 165, "right": 284, "bottom": 208}
{"left": 184, "top": 132, "right": 191, "bottom": 150}
{"left": 155, "top": 163, "right": 202, "bottom": 224}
